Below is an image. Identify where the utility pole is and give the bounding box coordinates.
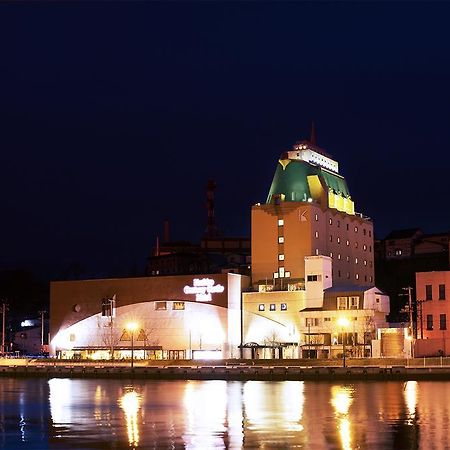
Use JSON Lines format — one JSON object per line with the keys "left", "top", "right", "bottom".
{"left": 109, "top": 295, "right": 116, "bottom": 360}
{"left": 39, "top": 310, "right": 46, "bottom": 352}
{"left": 402, "top": 287, "right": 414, "bottom": 338}
{"left": 1, "top": 302, "right": 7, "bottom": 355}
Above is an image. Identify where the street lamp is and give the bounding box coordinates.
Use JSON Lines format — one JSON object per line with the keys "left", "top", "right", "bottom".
{"left": 126, "top": 322, "right": 138, "bottom": 368}
{"left": 338, "top": 317, "right": 350, "bottom": 368}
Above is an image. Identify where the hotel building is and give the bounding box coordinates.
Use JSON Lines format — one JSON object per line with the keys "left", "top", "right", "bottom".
{"left": 50, "top": 136, "right": 391, "bottom": 360}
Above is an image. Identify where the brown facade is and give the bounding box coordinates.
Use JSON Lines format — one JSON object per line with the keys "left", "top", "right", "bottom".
{"left": 251, "top": 202, "right": 374, "bottom": 288}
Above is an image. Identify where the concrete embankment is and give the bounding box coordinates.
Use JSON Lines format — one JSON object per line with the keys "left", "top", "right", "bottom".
{"left": 2, "top": 361, "right": 450, "bottom": 381}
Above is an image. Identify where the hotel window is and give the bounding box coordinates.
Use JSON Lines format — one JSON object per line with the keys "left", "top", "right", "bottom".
{"left": 329, "top": 235, "right": 333, "bottom": 242}
{"left": 349, "top": 296, "right": 359, "bottom": 309}
{"left": 338, "top": 254, "right": 341, "bottom": 260}
{"left": 279, "top": 267, "right": 285, "bottom": 277}
{"left": 270, "top": 304, "right": 276, "bottom": 311}
{"left": 426, "top": 285, "right": 433, "bottom": 301}
{"left": 369, "top": 230, "right": 372, "bottom": 237}
{"left": 324, "top": 317, "right": 331, "bottom": 322}
{"left": 273, "top": 272, "right": 279, "bottom": 279}
{"left": 346, "top": 256, "right": 350, "bottom": 262}
{"left": 155, "top": 301, "right": 167, "bottom": 310}
{"left": 278, "top": 219, "right": 284, "bottom": 226}
{"left": 369, "top": 246, "right": 372, "bottom": 252}
{"left": 363, "top": 260, "right": 367, "bottom": 266}
{"left": 354, "top": 226, "right": 358, "bottom": 232}
{"left": 285, "top": 271, "right": 291, "bottom": 277}
{"left": 346, "top": 240, "right": 349, "bottom": 246}
{"left": 70, "top": 333, "right": 76, "bottom": 342}
{"left": 440, "top": 314, "right": 447, "bottom": 330}
{"left": 337, "top": 297, "right": 347, "bottom": 310}
{"left": 426, "top": 314, "right": 433, "bottom": 330}
{"left": 307, "top": 274, "right": 320, "bottom": 282}
{"left": 315, "top": 248, "right": 319, "bottom": 255}
{"left": 338, "top": 270, "right": 341, "bottom": 277}
{"left": 354, "top": 242, "right": 358, "bottom": 248}
{"left": 315, "top": 231, "right": 319, "bottom": 238}
{"left": 439, "top": 284, "right": 446, "bottom": 300}
{"left": 173, "top": 302, "right": 185, "bottom": 310}
{"left": 281, "top": 303, "right": 287, "bottom": 311}
{"left": 363, "top": 244, "right": 367, "bottom": 251}
{"left": 258, "top": 304, "right": 265, "bottom": 311}
{"left": 330, "top": 252, "right": 333, "bottom": 258}
{"left": 278, "top": 236, "right": 284, "bottom": 244}
{"left": 315, "top": 214, "right": 319, "bottom": 221}
{"left": 337, "top": 237, "right": 340, "bottom": 244}
{"left": 369, "top": 276, "right": 373, "bottom": 282}
{"left": 363, "top": 229, "right": 367, "bottom": 236}
{"left": 337, "top": 220, "right": 340, "bottom": 228}
{"left": 355, "top": 273, "right": 359, "bottom": 280}
{"left": 355, "top": 258, "right": 358, "bottom": 264}
{"left": 346, "top": 272, "right": 350, "bottom": 279}
{"left": 278, "top": 254, "right": 285, "bottom": 261}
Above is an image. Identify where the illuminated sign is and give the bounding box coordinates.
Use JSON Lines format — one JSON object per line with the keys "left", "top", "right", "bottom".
{"left": 183, "top": 278, "right": 225, "bottom": 302}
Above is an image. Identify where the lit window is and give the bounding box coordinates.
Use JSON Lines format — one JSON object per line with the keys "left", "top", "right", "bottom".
{"left": 330, "top": 252, "right": 333, "bottom": 258}
{"left": 279, "top": 254, "right": 285, "bottom": 261}
{"left": 354, "top": 226, "right": 358, "bottom": 232}
{"left": 281, "top": 303, "right": 287, "bottom": 311}
{"left": 354, "top": 242, "right": 358, "bottom": 248}
{"left": 173, "top": 302, "right": 185, "bottom": 310}
{"left": 338, "top": 254, "right": 341, "bottom": 260}
{"left": 315, "top": 231, "right": 319, "bottom": 238}
{"left": 285, "top": 271, "right": 291, "bottom": 277}
{"left": 346, "top": 240, "right": 349, "bottom": 246}
{"left": 329, "top": 235, "right": 333, "bottom": 242}
{"left": 278, "top": 219, "right": 284, "bottom": 226}
{"left": 363, "top": 244, "right": 367, "bottom": 251}
{"left": 278, "top": 236, "right": 284, "bottom": 243}
{"left": 315, "top": 248, "right": 319, "bottom": 255}
{"left": 270, "top": 304, "right": 276, "bottom": 311}
{"left": 395, "top": 249, "right": 402, "bottom": 256}
{"left": 155, "top": 301, "right": 167, "bottom": 310}
{"left": 364, "top": 260, "right": 367, "bottom": 266}
{"left": 355, "top": 274, "right": 359, "bottom": 280}
{"left": 369, "top": 276, "right": 373, "bottom": 282}
{"left": 337, "top": 297, "right": 347, "bottom": 309}
{"left": 274, "top": 272, "right": 279, "bottom": 279}
{"left": 258, "top": 304, "right": 265, "bottom": 311}
{"left": 315, "top": 214, "right": 319, "bottom": 221}
{"left": 329, "top": 218, "right": 332, "bottom": 225}
{"left": 279, "top": 267, "right": 285, "bottom": 277}
{"left": 355, "top": 258, "right": 358, "bottom": 264}
{"left": 346, "top": 256, "right": 350, "bottom": 262}
{"left": 337, "top": 237, "right": 340, "bottom": 244}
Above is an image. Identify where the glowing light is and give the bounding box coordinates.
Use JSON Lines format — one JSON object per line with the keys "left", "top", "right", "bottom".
{"left": 126, "top": 322, "right": 138, "bottom": 332}
{"left": 119, "top": 390, "right": 141, "bottom": 448}
{"left": 404, "top": 381, "right": 418, "bottom": 422}
{"left": 338, "top": 317, "right": 350, "bottom": 328}
{"left": 183, "top": 278, "right": 225, "bottom": 302}
{"left": 331, "top": 386, "right": 354, "bottom": 450}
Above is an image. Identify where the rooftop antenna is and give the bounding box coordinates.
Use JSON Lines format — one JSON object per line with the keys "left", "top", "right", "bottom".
{"left": 310, "top": 121, "right": 317, "bottom": 145}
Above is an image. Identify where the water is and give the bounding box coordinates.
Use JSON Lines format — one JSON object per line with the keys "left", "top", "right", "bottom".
{"left": 1, "top": 377, "right": 449, "bottom": 449}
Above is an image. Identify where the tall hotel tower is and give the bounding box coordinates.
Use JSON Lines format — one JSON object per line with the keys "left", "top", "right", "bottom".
{"left": 251, "top": 137, "right": 375, "bottom": 291}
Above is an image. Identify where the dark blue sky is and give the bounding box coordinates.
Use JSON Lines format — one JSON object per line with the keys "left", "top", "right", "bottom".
{"left": 1, "top": 2, "right": 450, "bottom": 280}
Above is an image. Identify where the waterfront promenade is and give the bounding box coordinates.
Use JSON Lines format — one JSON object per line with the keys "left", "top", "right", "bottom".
{"left": 2, "top": 357, "right": 450, "bottom": 381}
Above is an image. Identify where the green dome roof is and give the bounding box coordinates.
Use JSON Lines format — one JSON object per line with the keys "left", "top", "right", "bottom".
{"left": 266, "top": 159, "right": 351, "bottom": 204}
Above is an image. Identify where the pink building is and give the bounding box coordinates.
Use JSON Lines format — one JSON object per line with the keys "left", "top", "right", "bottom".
{"left": 415, "top": 271, "right": 450, "bottom": 356}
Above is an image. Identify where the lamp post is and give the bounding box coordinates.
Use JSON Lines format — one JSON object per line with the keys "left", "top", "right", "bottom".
{"left": 127, "top": 322, "right": 138, "bottom": 369}
{"left": 338, "top": 317, "right": 350, "bottom": 368}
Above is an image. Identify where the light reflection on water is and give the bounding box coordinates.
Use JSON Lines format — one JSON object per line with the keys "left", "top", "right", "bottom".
{"left": 2, "top": 377, "right": 450, "bottom": 448}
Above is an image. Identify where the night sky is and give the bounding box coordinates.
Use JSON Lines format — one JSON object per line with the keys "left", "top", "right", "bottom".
{"left": 1, "top": 2, "right": 450, "bottom": 282}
